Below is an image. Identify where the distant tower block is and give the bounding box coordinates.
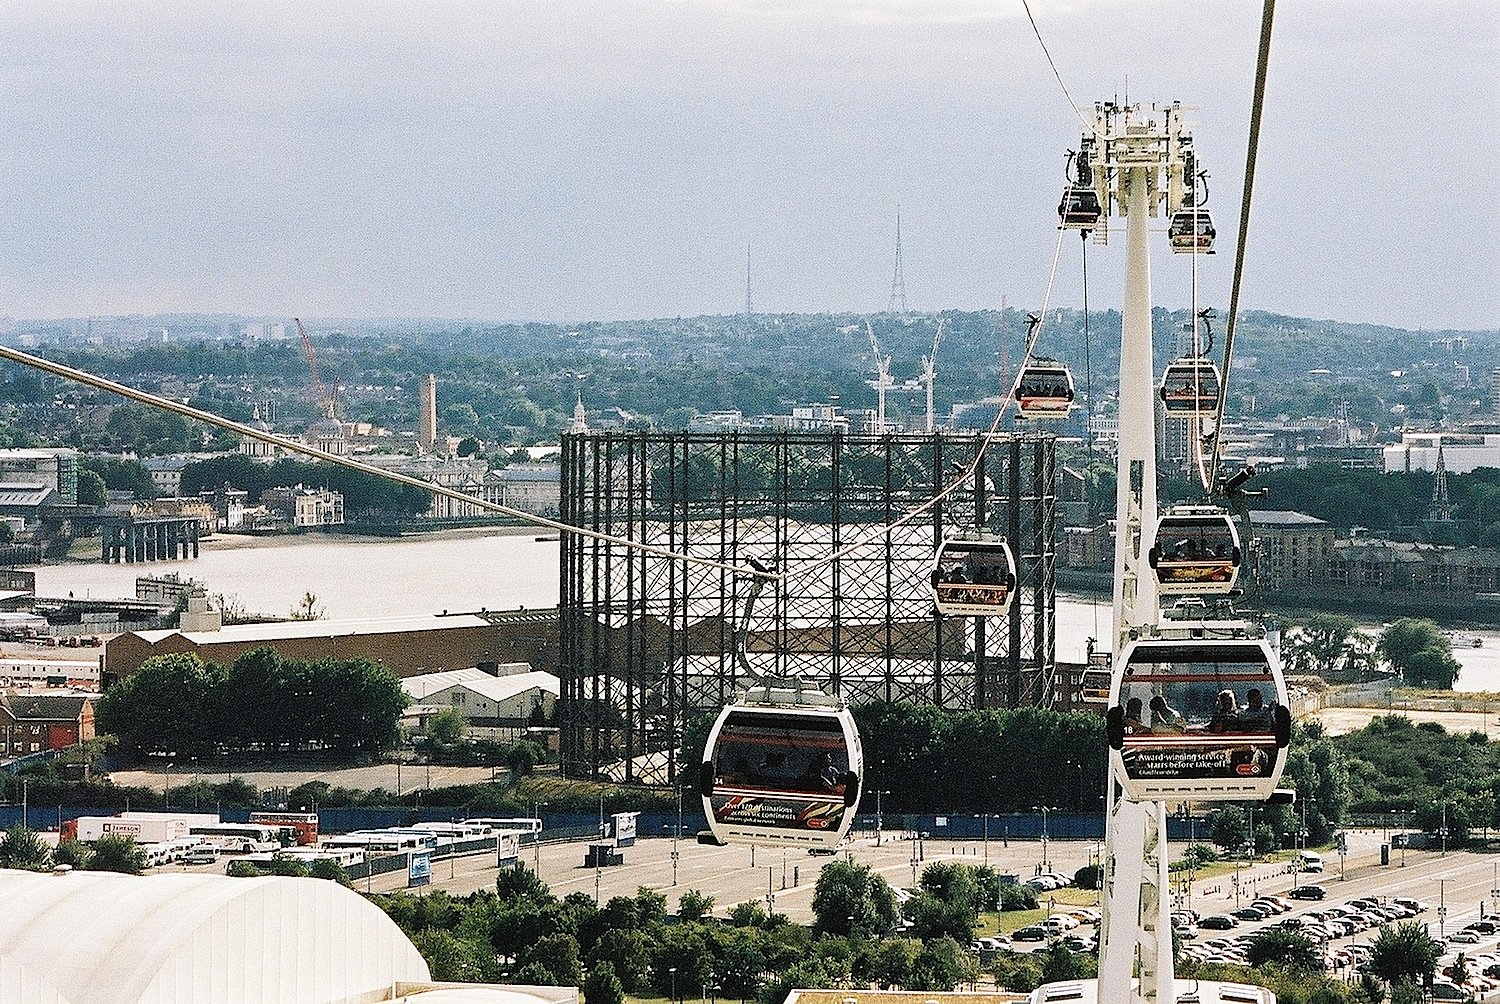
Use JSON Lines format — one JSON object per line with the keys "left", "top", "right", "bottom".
{"left": 745, "top": 243, "right": 753, "bottom": 317}
{"left": 419, "top": 374, "right": 438, "bottom": 449}
{"left": 1492, "top": 367, "right": 1500, "bottom": 415}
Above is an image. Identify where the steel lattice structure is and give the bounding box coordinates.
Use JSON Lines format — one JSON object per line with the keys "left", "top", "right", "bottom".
{"left": 558, "top": 430, "right": 1057, "bottom": 783}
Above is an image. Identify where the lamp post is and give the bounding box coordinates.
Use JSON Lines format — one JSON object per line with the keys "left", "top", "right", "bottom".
{"left": 531, "top": 799, "right": 547, "bottom": 871}
{"left": 673, "top": 784, "right": 682, "bottom": 886}
{"left": 20, "top": 778, "right": 28, "bottom": 829}
{"left": 1438, "top": 878, "right": 1448, "bottom": 940}
{"left": 1035, "top": 805, "right": 1053, "bottom": 872}
{"left": 982, "top": 812, "right": 989, "bottom": 866}
{"left": 669, "top": 967, "right": 678, "bottom": 1004}
{"left": 874, "top": 788, "right": 887, "bottom": 846}
{"left": 1439, "top": 801, "right": 1449, "bottom": 857}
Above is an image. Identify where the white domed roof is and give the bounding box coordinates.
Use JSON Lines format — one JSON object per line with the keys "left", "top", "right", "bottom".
{"left": 0, "top": 868, "right": 429, "bottom": 1004}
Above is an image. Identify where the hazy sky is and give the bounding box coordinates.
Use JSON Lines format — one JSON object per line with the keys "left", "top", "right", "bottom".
{"left": 2, "top": 2, "right": 1496, "bottom": 329}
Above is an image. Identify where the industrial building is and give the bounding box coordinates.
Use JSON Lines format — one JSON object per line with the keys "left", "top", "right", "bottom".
{"left": 104, "top": 610, "right": 556, "bottom": 681}
{"left": 401, "top": 665, "right": 558, "bottom": 734}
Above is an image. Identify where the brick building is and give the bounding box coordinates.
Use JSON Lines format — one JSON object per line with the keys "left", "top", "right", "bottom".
{"left": 1247, "top": 510, "right": 1336, "bottom": 590}
{"left": 0, "top": 694, "right": 95, "bottom": 756}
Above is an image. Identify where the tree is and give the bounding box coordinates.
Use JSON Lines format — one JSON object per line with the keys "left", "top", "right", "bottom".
{"left": 52, "top": 839, "right": 92, "bottom": 870}
{"left": 677, "top": 889, "right": 715, "bottom": 922}
{"left": 309, "top": 858, "right": 352, "bottom": 886}
{"left": 588, "top": 928, "right": 651, "bottom": 992}
{"left": 1283, "top": 614, "right": 1359, "bottom": 677}
{"left": 0, "top": 824, "right": 51, "bottom": 870}
{"left": 88, "top": 834, "right": 146, "bottom": 874}
{"left": 1405, "top": 647, "right": 1461, "bottom": 689}
{"left": 583, "top": 961, "right": 626, "bottom": 1004}
{"left": 518, "top": 932, "right": 582, "bottom": 985}
{"left": 910, "top": 936, "right": 978, "bottom": 991}
{"left": 730, "top": 900, "right": 768, "bottom": 927}
{"left": 269, "top": 858, "right": 311, "bottom": 878}
{"left": 290, "top": 591, "right": 324, "bottom": 621}
{"left": 428, "top": 708, "right": 467, "bottom": 748}
{"left": 1247, "top": 929, "right": 1323, "bottom": 972}
{"left": 226, "top": 859, "right": 261, "bottom": 877}
{"left": 76, "top": 468, "right": 107, "bottom": 507}
{"left": 411, "top": 928, "right": 492, "bottom": 982}
{"left": 811, "top": 860, "right": 900, "bottom": 937}
{"left": 497, "top": 863, "right": 552, "bottom": 902}
{"left": 1378, "top": 619, "right": 1454, "bottom": 682}
{"left": 1368, "top": 921, "right": 1441, "bottom": 987}
{"left": 998, "top": 883, "right": 1038, "bottom": 912}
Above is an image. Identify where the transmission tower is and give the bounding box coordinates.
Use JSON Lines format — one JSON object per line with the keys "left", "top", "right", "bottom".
{"left": 888, "top": 207, "right": 909, "bottom": 313}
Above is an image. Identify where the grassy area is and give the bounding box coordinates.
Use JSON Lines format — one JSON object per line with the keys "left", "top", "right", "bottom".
{"left": 976, "top": 887, "right": 1101, "bottom": 935}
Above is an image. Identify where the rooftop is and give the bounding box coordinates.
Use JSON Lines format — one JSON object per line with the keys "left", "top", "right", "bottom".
{"left": 126, "top": 612, "right": 491, "bottom": 646}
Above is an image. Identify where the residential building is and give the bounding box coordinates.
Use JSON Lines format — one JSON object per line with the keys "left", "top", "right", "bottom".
{"left": 492, "top": 463, "right": 562, "bottom": 517}
{"left": 1248, "top": 510, "right": 1336, "bottom": 590}
{"left": 262, "top": 484, "right": 344, "bottom": 527}
{"left": 0, "top": 693, "right": 95, "bottom": 755}
{"left": 140, "top": 455, "right": 197, "bottom": 496}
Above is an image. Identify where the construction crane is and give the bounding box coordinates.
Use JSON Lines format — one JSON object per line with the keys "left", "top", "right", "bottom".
{"left": 921, "top": 318, "right": 946, "bottom": 433}
{"left": 295, "top": 317, "right": 335, "bottom": 420}
{"left": 865, "top": 321, "right": 893, "bottom": 434}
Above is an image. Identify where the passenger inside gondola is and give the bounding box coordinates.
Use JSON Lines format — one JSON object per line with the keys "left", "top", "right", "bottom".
{"left": 1123, "top": 697, "right": 1145, "bottom": 732}
{"left": 1206, "top": 690, "right": 1240, "bottom": 733}
{"left": 1149, "top": 695, "right": 1185, "bottom": 733}
{"left": 1239, "top": 687, "right": 1272, "bottom": 728}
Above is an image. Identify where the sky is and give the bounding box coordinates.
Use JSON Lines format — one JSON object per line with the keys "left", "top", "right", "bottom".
{"left": 2, "top": 1, "right": 1496, "bottom": 330}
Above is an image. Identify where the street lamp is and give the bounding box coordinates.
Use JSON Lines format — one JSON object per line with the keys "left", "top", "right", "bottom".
{"left": 1439, "top": 801, "right": 1449, "bottom": 857}
{"left": 673, "top": 784, "right": 682, "bottom": 886}
{"left": 20, "top": 777, "right": 28, "bottom": 829}
{"left": 1034, "top": 805, "right": 1054, "bottom": 872}
{"left": 669, "top": 966, "right": 678, "bottom": 1004}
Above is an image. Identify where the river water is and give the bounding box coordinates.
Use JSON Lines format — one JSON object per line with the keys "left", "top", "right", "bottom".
{"left": 22, "top": 532, "right": 1500, "bottom": 693}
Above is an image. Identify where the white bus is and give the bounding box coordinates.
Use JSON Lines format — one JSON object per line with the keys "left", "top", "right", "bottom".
{"left": 464, "top": 817, "right": 541, "bottom": 835}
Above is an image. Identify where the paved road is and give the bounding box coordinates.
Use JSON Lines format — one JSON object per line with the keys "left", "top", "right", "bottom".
{"left": 363, "top": 830, "right": 1095, "bottom": 922}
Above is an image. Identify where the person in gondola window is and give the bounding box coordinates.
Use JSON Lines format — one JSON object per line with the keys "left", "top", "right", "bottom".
{"left": 1239, "top": 688, "right": 1272, "bottom": 729}
{"left": 1149, "top": 695, "right": 1185, "bottom": 733}
{"left": 1206, "top": 690, "right": 1239, "bottom": 733}
{"left": 810, "top": 751, "right": 844, "bottom": 791}
{"left": 1123, "top": 697, "right": 1146, "bottom": 733}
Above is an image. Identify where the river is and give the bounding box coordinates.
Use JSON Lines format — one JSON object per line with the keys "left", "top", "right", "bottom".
{"left": 21, "top": 531, "right": 1500, "bottom": 693}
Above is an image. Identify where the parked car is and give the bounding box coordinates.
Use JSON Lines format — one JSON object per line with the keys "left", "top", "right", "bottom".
{"left": 1449, "top": 930, "right": 1483, "bottom": 945}
{"left": 1013, "top": 925, "right": 1048, "bottom": 942}
{"left": 1288, "top": 884, "right": 1326, "bottom": 900}
{"left": 1199, "top": 914, "right": 1239, "bottom": 930}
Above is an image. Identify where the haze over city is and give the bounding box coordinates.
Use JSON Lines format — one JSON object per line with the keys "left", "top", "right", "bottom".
{"left": 2, "top": 1, "right": 1495, "bottom": 330}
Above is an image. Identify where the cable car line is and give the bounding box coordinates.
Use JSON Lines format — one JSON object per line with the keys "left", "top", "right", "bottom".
{"left": 1019, "top": 0, "right": 1094, "bottom": 134}
{"left": 1207, "top": 0, "right": 1278, "bottom": 494}
{"left": 0, "top": 342, "right": 770, "bottom": 581}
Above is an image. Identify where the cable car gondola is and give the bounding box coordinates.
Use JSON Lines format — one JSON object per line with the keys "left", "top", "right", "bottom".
{"left": 1159, "top": 356, "right": 1220, "bottom": 414}
{"left": 1058, "top": 138, "right": 1102, "bottom": 230}
{"left": 1017, "top": 359, "right": 1075, "bottom": 420}
{"left": 700, "top": 687, "right": 863, "bottom": 850}
{"left": 1168, "top": 208, "right": 1216, "bottom": 253}
{"left": 930, "top": 533, "right": 1016, "bottom": 617}
{"left": 1105, "top": 629, "right": 1291, "bottom": 802}
{"left": 1148, "top": 504, "right": 1241, "bottom": 595}
{"left": 1059, "top": 187, "right": 1102, "bottom": 230}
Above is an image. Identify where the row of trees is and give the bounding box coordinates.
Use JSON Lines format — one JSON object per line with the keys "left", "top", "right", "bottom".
{"left": 177, "top": 454, "right": 430, "bottom": 517}
{"left": 1279, "top": 615, "right": 1462, "bottom": 689}
{"left": 96, "top": 648, "right": 408, "bottom": 756}
{"left": 0, "top": 823, "right": 150, "bottom": 875}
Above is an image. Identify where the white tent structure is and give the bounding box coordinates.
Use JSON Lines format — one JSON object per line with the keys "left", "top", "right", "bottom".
{"left": 0, "top": 868, "right": 570, "bottom": 1004}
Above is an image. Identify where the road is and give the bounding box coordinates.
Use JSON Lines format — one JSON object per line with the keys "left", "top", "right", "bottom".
{"left": 158, "top": 824, "right": 1500, "bottom": 969}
